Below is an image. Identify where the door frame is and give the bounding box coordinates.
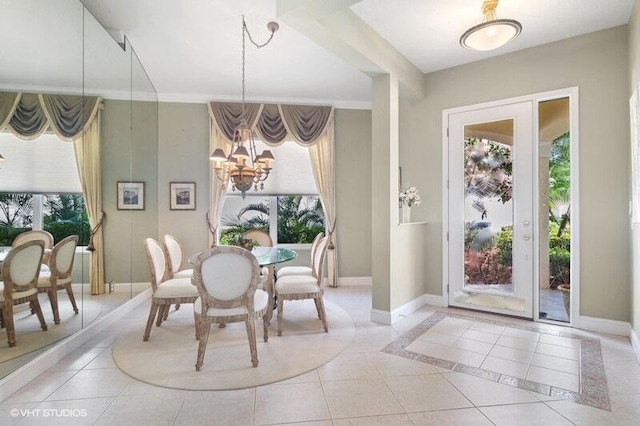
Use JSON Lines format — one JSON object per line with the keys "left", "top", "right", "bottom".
{"left": 441, "top": 87, "right": 580, "bottom": 326}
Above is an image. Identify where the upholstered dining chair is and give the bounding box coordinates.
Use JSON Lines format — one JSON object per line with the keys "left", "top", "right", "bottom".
{"left": 37, "top": 235, "right": 78, "bottom": 324}
{"left": 163, "top": 234, "right": 193, "bottom": 279}
{"left": 12, "top": 230, "right": 54, "bottom": 266}
{"left": 0, "top": 240, "right": 47, "bottom": 347}
{"left": 276, "top": 232, "right": 324, "bottom": 279}
{"left": 192, "top": 246, "right": 269, "bottom": 371}
{"left": 274, "top": 236, "right": 329, "bottom": 336}
{"left": 143, "top": 238, "right": 199, "bottom": 341}
{"left": 242, "top": 229, "right": 273, "bottom": 247}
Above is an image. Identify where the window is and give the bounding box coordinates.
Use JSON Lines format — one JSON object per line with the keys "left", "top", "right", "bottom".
{"left": 0, "top": 133, "right": 88, "bottom": 246}
{"left": 220, "top": 195, "right": 325, "bottom": 246}
{"left": 219, "top": 140, "right": 324, "bottom": 246}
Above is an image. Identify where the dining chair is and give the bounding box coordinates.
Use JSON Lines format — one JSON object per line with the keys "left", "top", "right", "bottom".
{"left": 163, "top": 234, "right": 194, "bottom": 279}
{"left": 0, "top": 240, "right": 47, "bottom": 347}
{"left": 37, "top": 235, "right": 78, "bottom": 324}
{"left": 276, "top": 232, "right": 324, "bottom": 279}
{"left": 12, "top": 230, "right": 54, "bottom": 266}
{"left": 143, "top": 237, "right": 198, "bottom": 341}
{"left": 274, "top": 236, "right": 329, "bottom": 336}
{"left": 242, "top": 229, "right": 273, "bottom": 247}
{"left": 192, "top": 246, "right": 269, "bottom": 371}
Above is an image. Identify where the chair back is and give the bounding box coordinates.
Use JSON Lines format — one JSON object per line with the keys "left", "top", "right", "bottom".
{"left": 50, "top": 235, "right": 78, "bottom": 281}
{"left": 2, "top": 240, "right": 44, "bottom": 298}
{"left": 12, "top": 230, "right": 54, "bottom": 250}
{"left": 144, "top": 238, "right": 169, "bottom": 291}
{"left": 242, "top": 229, "right": 273, "bottom": 247}
{"left": 193, "top": 246, "right": 260, "bottom": 311}
{"left": 163, "top": 234, "right": 184, "bottom": 274}
{"left": 312, "top": 236, "right": 329, "bottom": 286}
{"left": 309, "top": 232, "right": 324, "bottom": 270}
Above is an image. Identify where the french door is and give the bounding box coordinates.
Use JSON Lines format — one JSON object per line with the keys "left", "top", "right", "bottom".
{"left": 447, "top": 101, "right": 534, "bottom": 318}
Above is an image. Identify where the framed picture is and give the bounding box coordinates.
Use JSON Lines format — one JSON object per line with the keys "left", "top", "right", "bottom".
{"left": 170, "top": 182, "right": 196, "bottom": 210}
{"left": 117, "top": 181, "right": 145, "bottom": 210}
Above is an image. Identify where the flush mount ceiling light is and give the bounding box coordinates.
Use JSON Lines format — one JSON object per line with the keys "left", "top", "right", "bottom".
{"left": 460, "top": 0, "right": 522, "bottom": 51}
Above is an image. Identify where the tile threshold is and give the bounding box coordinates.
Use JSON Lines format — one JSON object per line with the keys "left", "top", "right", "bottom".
{"left": 382, "top": 311, "right": 610, "bottom": 411}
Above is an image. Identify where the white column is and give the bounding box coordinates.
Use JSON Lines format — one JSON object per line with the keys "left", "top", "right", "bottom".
{"left": 32, "top": 194, "right": 44, "bottom": 230}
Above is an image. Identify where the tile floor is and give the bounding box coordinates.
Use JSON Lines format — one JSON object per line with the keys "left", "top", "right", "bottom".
{"left": 1, "top": 284, "right": 640, "bottom": 425}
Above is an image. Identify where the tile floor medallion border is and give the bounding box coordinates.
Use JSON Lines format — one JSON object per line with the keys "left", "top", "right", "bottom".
{"left": 382, "top": 311, "right": 611, "bottom": 411}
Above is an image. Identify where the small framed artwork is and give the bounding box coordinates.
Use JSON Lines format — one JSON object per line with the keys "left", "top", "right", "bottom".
{"left": 117, "top": 181, "right": 145, "bottom": 210}
{"left": 170, "top": 182, "right": 196, "bottom": 210}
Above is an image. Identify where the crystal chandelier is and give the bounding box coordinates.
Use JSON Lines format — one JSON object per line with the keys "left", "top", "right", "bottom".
{"left": 210, "top": 16, "right": 279, "bottom": 198}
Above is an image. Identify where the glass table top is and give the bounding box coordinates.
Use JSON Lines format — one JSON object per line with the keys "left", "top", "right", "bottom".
{"left": 188, "top": 246, "right": 297, "bottom": 267}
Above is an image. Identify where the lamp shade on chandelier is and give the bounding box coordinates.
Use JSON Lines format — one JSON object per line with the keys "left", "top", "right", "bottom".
{"left": 460, "top": 0, "right": 522, "bottom": 51}
{"left": 210, "top": 16, "right": 279, "bottom": 197}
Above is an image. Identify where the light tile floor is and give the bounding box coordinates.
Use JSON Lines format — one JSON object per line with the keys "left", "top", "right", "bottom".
{"left": 1, "top": 284, "right": 640, "bottom": 425}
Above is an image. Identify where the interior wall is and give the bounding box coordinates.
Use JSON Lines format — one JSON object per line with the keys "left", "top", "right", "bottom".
{"left": 408, "top": 26, "right": 630, "bottom": 321}
{"left": 102, "top": 99, "right": 158, "bottom": 284}
{"left": 152, "top": 103, "right": 372, "bottom": 277}
{"left": 629, "top": 2, "right": 640, "bottom": 334}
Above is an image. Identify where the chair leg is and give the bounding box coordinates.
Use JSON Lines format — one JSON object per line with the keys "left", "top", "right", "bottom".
{"left": 245, "top": 318, "right": 259, "bottom": 367}
{"left": 0, "top": 308, "right": 4, "bottom": 329}
{"left": 4, "top": 303, "right": 15, "bottom": 347}
{"left": 143, "top": 301, "right": 159, "bottom": 341}
{"left": 163, "top": 304, "right": 170, "bottom": 321}
{"left": 194, "top": 312, "right": 200, "bottom": 340}
{"left": 156, "top": 305, "right": 167, "bottom": 327}
{"left": 315, "top": 297, "right": 328, "bottom": 332}
{"left": 277, "top": 298, "right": 284, "bottom": 336}
{"left": 48, "top": 288, "right": 60, "bottom": 325}
{"left": 65, "top": 284, "right": 79, "bottom": 314}
{"left": 314, "top": 298, "right": 322, "bottom": 319}
{"left": 262, "top": 311, "right": 269, "bottom": 342}
{"left": 175, "top": 302, "right": 181, "bottom": 311}
{"left": 195, "top": 317, "right": 212, "bottom": 371}
{"left": 31, "top": 297, "right": 48, "bottom": 332}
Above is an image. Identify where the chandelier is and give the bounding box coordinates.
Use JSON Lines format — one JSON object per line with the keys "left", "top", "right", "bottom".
{"left": 210, "top": 16, "right": 279, "bottom": 198}
{"left": 460, "top": 0, "right": 522, "bottom": 51}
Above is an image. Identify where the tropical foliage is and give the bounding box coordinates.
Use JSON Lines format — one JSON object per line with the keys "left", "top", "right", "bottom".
{"left": 220, "top": 195, "right": 324, "bottom": 245}
{"left": 0, "top": 193, "right": 89, "bottom": 246}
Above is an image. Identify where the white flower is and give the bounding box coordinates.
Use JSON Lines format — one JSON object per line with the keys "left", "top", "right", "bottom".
{"left": 399, "top": 187, "right": 422, "bottom": 207}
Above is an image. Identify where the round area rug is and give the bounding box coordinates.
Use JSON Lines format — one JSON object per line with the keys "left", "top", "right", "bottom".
{"left": 112, "top": 299, "right": 354, "bottom": 390}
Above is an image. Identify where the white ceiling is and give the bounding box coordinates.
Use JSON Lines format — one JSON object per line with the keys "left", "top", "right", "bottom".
{"left": 2, "top": 0, "right": 636, "bottom": 107}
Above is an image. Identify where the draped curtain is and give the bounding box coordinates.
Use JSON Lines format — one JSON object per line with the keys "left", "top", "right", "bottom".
{"left": 0, "top": 91, "right": 105, "bottom": 294}
{"left": 208, "top": 102, "right": 338, "bottom": 286}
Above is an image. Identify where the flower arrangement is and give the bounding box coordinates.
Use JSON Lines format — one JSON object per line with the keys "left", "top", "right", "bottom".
{"left": 399, "top": 187, "right": 422, "bottom": 208}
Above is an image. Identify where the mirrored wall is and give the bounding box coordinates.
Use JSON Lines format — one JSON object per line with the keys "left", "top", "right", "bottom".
{"left": 0, "top": 0, "right": 157, "bottom": 379}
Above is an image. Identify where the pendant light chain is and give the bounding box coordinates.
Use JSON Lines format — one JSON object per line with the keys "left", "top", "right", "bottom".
{"left": 241, "top": 15, "right": 278, "bottom": 113}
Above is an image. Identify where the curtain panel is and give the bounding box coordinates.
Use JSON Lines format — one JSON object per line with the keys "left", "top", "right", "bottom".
{"left": 207, "top": 102, "right": 338, "bottom": 286}
{"left": 0, "top": 92, "right": 101, "bottom": 141}
{"left": 0, "top": 91, "right": 105, "bottom": 293}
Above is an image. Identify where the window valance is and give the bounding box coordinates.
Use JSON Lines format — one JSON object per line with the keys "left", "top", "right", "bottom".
{"left": 208, "top": 102, "right": 333, "bottom": 146}
{"left": 0, "top": 92, "right": 101, "bottom": 142}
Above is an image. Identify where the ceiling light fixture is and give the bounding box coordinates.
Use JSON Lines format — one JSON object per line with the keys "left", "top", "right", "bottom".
{"left": 460, "top": 0, "right": 522, "bottom": 51}
{"left": 210, "top": 16, "right": 279, "bottom": 198}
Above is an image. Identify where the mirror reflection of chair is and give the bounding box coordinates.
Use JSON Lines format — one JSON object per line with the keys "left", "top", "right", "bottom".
{"left": 143, "top": 238, "right": 199, "bottom": 341}
{"left": 275, "top": 236, "right": 329, "bottom": 336}
{"left": 163, "top": 234, "right": 193, "bottom": 279}
{"left": 37, "top": 235, "right": 79, "bottom": 324}
{"left": 192, "top": 246, "right": 269, "bottom": 371}
{"left": 242, "top": 229, "right": 272, "bottom": 247}
{"left": 276, "top": 232, "right": 324, "bottom": 279}
{"left": 0, "top": 240, "right": 47, "bottom": 347}
{"left": 12, "top": 230, "right": 54, "bottom": 266}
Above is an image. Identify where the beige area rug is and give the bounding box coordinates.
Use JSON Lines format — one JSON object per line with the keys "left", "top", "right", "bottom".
{"left": 0, "top": 293, "right": 102, "bottom": 362}
{"left": 112, "top": 299, "right": 354, "bottom": 390}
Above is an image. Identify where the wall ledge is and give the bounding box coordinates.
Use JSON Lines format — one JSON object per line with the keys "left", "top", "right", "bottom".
{"left": 370, "top": 292, "right": 445, "bottom": 325}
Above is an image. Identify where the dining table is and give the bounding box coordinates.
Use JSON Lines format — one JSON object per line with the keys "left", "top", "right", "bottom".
{"left": 189, "top": 246, "right": 297, "bottom": 325}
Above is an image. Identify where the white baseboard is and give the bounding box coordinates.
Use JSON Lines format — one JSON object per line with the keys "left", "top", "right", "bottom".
{"left": 337, "top": 276, "right": 372, "bottom": 286}
{"left": 111, "top": 282, "right": 149, "bottom": 293}
{"left": 370, "top": 292, "right": 444, "bottom": 325}
{"left": 631, "top": 327, "right": 640, "bottom": 364}
{"left": 578, "top": 315, "right": 631, "bottom": 337}
{"left": 0, "top": 289, "right": 151, "bottom": 402}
